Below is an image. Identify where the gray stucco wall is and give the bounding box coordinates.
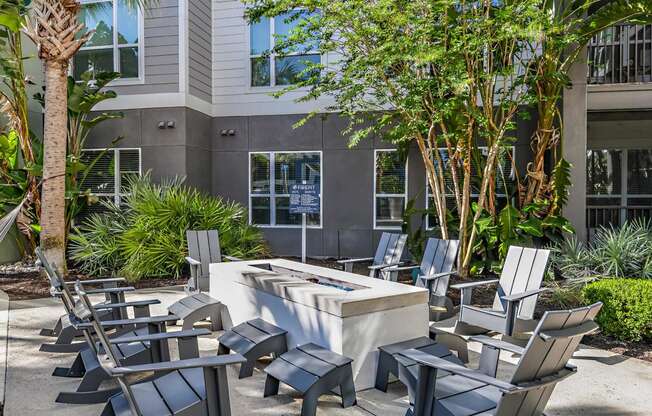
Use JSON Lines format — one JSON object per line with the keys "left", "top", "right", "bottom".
{"left": 110, "top": 0, "right": 180, "bottom": 96}
{"left": 188, "top": 0, "right": 213, "bottom": 103}
{"left": 84, "top": 108, "right": 536, "bottom": 259}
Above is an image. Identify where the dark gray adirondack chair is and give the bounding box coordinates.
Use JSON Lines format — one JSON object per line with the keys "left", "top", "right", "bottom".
{"left": 185, "top": 229, "right": 241, "bottom": 293}
{"left": 453, "top": 246, "right": 551, "bottom": 337}
{"left": 56, "top": 282, "right": 183, "bottom": 405}
{"left": 337, "top": 232, "right": 408, "bottom": 281}
{"left": 399, "top": 302, "right": 602, "bottom": 416}
{"left": 68, "top": 283, "right": 246, "bottom": 416}
{"left": 35, "top": 248, "right": 160, "bottom": 354}
{"left": 389, "top": 238, "right": 459, "bottom": 321}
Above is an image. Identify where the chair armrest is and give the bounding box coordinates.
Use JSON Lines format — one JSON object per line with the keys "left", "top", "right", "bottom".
{"left": 387, "top": 264, "right": 421, "bottom": 272}
{"left": 400, "top": 349, "right": 518, "bottom": 393}
{"left": 501, "top": 287, "right": 549, "bottom": 302}
{"left": 450, "top": 279, "right": 500, "bottom": 290}
{"left": 368, "top": 262, "right": 403, "bottom": 271}
{"left": 223, "top": 255, "right": 242, "bottom": 262}
{"left": 93, "top": 299, "right": 161, "bottom": 311}
{"left": 66, "top": 278, "right": 126, "bottom": 286}
{"left": 185, "top": 256, "right": 201, "bottom": 267}
{"left": 109, "top": 354, "right": 247, "bottom": 376}
{"left": 337, "top": 257, "right": 374, "bottom": 265}
{"left": 84, "top": 287, "right": 135, "bottom": 295}
{"left": 75, "top": 314, "right": 179, "bottom": 329}
{"left": 110, "top": 329, "right": 210, "bottom": 344}
{"left": 540, "top": 321, "right": 600, "bottom": 341}
{"left": 419, "top": 271, "right": 457, "bottom": 281}
{"left": 470, "top": 335, "right": 525, "bottom": 355}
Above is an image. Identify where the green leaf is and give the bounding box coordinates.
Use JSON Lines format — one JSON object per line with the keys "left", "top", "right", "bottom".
{"left": 517, "top": 217, "right": 545, "bottom": 237}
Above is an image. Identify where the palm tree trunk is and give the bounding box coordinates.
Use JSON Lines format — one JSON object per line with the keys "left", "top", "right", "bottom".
{"left": 40, "top": 60, "right": 68, "bottom": 274}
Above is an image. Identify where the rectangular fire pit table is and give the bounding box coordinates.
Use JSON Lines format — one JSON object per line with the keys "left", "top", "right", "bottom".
{"left": 210, "top": 259, "right": 429, "bottom": 390}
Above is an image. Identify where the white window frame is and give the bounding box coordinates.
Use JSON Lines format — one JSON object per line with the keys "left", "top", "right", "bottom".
{"left": 247, "top": 10, "right": 323, "bottom": 91}
{"left": 248, "top": 150, "right": 323, "bottom": 229}
{"left": 75, "top": 0, "right": 145, "bottom": 85}
{"left": 425, "top": 146, "right": 515, "bottom": 230}
{"left": 81, "top": 147, "right": 142, "bottom": 205}
{"left": 374, "top": 149, "right": 409, "bottom": 230}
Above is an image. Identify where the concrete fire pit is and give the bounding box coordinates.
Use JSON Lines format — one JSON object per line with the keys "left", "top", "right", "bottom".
{"left": 210, "top": 259, "right": 429, "bottom": 390}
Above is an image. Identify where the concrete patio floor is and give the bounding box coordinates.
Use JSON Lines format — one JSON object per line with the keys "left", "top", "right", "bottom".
{"left": 2, "top": 288, "right": 651, "bottom": 416}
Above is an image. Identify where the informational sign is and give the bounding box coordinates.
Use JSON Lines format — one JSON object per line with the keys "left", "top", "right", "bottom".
{"left": 289, "top": 184, "right": 321, "bottom": 215}
{"left": 289, "top": 183, "right": 320, "bottom": 263}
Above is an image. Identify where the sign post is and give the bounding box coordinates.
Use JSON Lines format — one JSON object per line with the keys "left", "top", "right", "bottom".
{"left": 289, "top": 182, "right": 320, "bottom": 263}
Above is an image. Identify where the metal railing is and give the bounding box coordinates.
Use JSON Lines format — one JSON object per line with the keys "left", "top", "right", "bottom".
{"left": 588, "top": 24, "right": 652, "bottom": 84}
{"left": 586, "top": 205, "right": 652, "bottom": 238}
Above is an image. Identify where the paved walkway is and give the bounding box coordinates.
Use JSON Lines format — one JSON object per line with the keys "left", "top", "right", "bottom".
{"left": 1, "top": 288, "right": 651, "bottom": 415}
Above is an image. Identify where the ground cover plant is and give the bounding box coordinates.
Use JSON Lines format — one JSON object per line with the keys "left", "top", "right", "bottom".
{"left": 69, "top": 175, "right": 269, "bottom": 280}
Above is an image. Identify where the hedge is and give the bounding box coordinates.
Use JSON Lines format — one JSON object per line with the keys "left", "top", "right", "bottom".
{"left": 582, "top": 278, "right": 652, "bottom": 342}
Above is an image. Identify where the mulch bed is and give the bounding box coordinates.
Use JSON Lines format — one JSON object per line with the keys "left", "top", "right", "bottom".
{"left": 1, "top": 257, "right": 650, "bottom": 363}
{"left": 0, "top": 270, "right": 184, "bottom": 301}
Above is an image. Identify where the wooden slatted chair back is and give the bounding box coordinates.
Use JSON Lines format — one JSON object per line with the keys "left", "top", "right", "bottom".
{"left": 495, "top": 302, "right": 602, "bottom": 415}
{"left": 374, "top": 232, "right": 408, "bottom": 267}
{"left": 187, "top": 229, "right": 223, "bottom": 279}
{"left": 71, "top": 283, "right": 143, "bottom": 414}
{"left": 416, "top": 238, "right": 459, "bottom": 296}
{"left": 493, "top": 246, "right": 550, "bottom": 320}
{"left": 35, "top": 247, "right": 76, "bottom": 313}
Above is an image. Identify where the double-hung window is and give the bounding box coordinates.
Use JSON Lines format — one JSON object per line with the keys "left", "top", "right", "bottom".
{"left": 249, "top": 10, "right": 320, "bottom": 87}
{"left": 374, "top": 150, "right": 408, "bottom": 230}
{"left": 249, "top": 151, "right": 322, "bottom": 227}
{"left": 73, "top": 0, "right": 142, "bottom": 81}
{"left": 81, "top": 148, "right": 142, "bottom": 208}
{"left": 425, "top": 147, "right": 515, "bottom": 229}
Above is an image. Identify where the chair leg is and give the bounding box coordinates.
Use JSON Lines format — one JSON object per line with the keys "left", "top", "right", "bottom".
{"left": 374, "top": 352, "right": 392, "bottom": 392}
{"left": 56, "top": 387, "right": 120, "bottom": 405}
{"left": 263, "top": 375, "right": 280, "bottom": 397}
{"left": 339, "top": 366, "right": 357, "bottom": 408}
{"left": 238, "top": 360, "right": 255, "bottom": 379}
{"left": 210, "top": 306, "right": 223, "bottom": 331}
{"left": 52, "top": 352, "right": 86, "bottom": 378}
{"left": 76, "top": 366, "right": 108, "bottom": 393}
{"left": 217, "top": 344, "right": 230, "bottom": 355}
{"left": 300, "top": 389, "right": 320, "bottom": 416}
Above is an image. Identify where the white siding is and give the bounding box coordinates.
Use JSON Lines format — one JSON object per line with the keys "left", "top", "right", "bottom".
{"left": 212, "top": 0, "right": 334, "bottom": 116}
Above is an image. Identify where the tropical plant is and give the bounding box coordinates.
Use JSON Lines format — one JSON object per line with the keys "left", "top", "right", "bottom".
{"left": 550, "top": 219, "right": 652, "bottom": 290}
{"left": 522, "top": 1, "right": 652, "bottom": 208}
{"left": 0, "top": 0, "right": 41, "bottom": 253}
{"left": 69, "top": 174, "right": 270, "bottom": 281}
{"left": 23, "top": 0, "right": 151, "bottom": 274}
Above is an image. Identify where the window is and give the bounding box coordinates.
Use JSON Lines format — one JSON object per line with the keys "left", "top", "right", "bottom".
{"left": 374, "top": 150, "right": 407, "bottom": 229}
{"left": 587, "top": 148, "right": 652, "bottom": 230}
{"left": 73, "top": 0, "right": 142, "bottom": 81}
{"left": 249, "top": 151, "right": 322, "bottom": 227}
{"left": 249, "top": 10, "right": 320, "bottom": 87}
{"left": 425, "top": 147, "right": 515, "bottom": 230}
{"left": 81, "top": 148, "right": 142, "bottom": 207}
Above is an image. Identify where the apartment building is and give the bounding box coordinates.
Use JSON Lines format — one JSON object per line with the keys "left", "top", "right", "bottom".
{"left": 78, "top": 0, "right": 652, "bottom": 257}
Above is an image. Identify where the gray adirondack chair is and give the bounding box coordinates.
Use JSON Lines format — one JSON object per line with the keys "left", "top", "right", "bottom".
{"left": 399, "top": 302, "right": 602, "bottom": 416}
{"left": 389, "top": 238, "right": 460, "bottom": 321}
{"left": 54, "top": 281, "right": 183, "bottom": 404}
{"left": 337, "top": 232, "right": 408, "bottom": 281}
{"left": 452, "top": 246, "right": 551, "bottom": 337}
{"left": 68, "top": 283, "right": 246, "bottom": 416}
{"left": 185, "top": 229, "right": 240, "bottom": 293}
{"left": 36, "top": 248, "right": 160, "bottom": 354}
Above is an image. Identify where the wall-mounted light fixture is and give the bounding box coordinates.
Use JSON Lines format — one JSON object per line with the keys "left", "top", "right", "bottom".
{"left": 220, "top": 129, "right": 236, "bottom": 136}
{"left": 158, "top": 120, "right": 176, "bottom": 129}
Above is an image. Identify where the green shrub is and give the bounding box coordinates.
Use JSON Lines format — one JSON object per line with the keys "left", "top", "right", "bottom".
{"left": 69, "top": 175, "right": 269, "bottom": 281}
{"left": 582, "top": 279, "right": 652, "bottom": 342}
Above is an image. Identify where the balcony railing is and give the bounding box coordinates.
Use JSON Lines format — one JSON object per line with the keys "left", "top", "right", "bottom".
{"left": 588, "top": 24, "right": 652, "bottom": 84}
{"left": 586, "top": 205, "right": 652, "bottom": 240}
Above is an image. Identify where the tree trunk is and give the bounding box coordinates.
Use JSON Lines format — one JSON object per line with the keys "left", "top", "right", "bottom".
{"left": 40, "top": 60, "right": 68, "bottom": 275}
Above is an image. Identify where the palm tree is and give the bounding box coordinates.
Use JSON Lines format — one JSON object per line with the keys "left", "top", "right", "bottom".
{"left": 23, "top": 0, "right": 147, "bottom": 274}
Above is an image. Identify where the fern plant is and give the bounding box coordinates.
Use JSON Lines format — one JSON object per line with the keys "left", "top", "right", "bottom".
{"left": 69, "top": 174, "right": 269, "bottom": 281}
